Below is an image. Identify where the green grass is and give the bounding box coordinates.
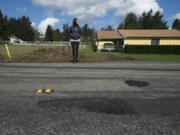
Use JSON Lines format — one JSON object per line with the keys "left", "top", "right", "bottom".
{"left": 0, "top": 45, "right": 55, "bottom": 55}
{"left": 80, "top": 47, "right": 180, "bottom": 62}
{"left": 112, "top": 52, "right": 180, "bottom": 62}
{"left": 1, "top": 45, "right": 180, "bottom": 62}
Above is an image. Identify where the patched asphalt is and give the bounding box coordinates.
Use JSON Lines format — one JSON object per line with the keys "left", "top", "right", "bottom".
{"left": 0, "top": 61, "right": 180, "bottom": 135}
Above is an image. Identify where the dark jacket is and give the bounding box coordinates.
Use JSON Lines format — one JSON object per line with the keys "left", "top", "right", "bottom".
{"left": 68, "top": 26, "right": 82, "bottom": 40}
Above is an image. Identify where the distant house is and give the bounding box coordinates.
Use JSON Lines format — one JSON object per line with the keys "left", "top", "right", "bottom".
{"left": 9, "top": 35, "right": 24, "bottom": 44}
{"left": 96, "top": 29, "right": 180, "bottom": 51}
{"left": 9, "top": 35, "right": 17, "bottom": 44}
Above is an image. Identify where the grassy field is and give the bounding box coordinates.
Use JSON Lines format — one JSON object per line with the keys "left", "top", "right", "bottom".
{"left": 112, "top": 52, "right": 180, "bottom": 62}
{"left": 80, "top": 47, "right": 180, "bottom": 62}
{"left": 0, "top": 45, "right": 54, "bottom": 55}
{"left": 0, "top": 44, "right": 180, "bottom": 63}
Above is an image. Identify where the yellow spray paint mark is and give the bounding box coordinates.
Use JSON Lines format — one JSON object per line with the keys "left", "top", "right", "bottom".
{"left": 36, "top": 89, "right": 43, "bottom": 93}
{"left": 44, "top": 89, "right": 52, "bottom": 93}
{"left": 5, "top": 44, "right": 11, "bottom": 59}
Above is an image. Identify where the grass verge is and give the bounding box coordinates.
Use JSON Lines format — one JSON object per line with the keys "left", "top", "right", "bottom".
{"left": 0, "top": 45, "right": 180, "bottom": 63}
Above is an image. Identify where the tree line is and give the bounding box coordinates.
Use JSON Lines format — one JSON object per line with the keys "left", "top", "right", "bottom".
{"left": 44, "top": 23, "right": 96, "bottom": 42}
{"left": 1, "top": 9, "right": 180, "bottom": 42}
{"left": 101, "top": 10, "right": 180, "bottom": 30}
{"left": 0, "top": 10, "right": 34, "bottom": 41}
{"left": 0, "top": 10, "right": 96, "bottom": 42}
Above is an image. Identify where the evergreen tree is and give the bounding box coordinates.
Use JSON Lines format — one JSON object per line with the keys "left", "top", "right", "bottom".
{"left": 62, "top": 24, "right": 69, "bottom": 41}
{"left": 172, "top": 19, "right": 180, "bottom": 30}
{"left": 0, "top": 10, "right": 35, "bottom": 41}
{"left": 87, "top": 27, "right": 96, "bottom": 41}
{"left": 139, "top": 10, "right": 154, "bottom": 29}
{"left": 82, "top": 24, "right": 88, "bottom": 41}
{"left": 3, "top": 15, "right": 9, "bottom": 40}
{"left": 34, "top": 29, "right": 41, "bottom": 41}
{"left": 152, "top": 11, "right": 168, "bottom": 29}
{"left": 124, "top": 13, "right": 139, "bottom": 29}
{"left": 139, "top": 10, "right": 168, "bottom": 29}
{"left": 117, "top": 22, "right": 124, "bottom": 29}
{"left": 106, "top": 25, "right": 113, "bottom": 30}
{"left": 18, "top": 16, "right": 34, "bottom": 41}
{"left": 53, "top": 28, "right": 61, "bottom": 41}
{"left": 7, "top": 16, "right": 34, "bottom": 41}
{"left": 102, "top": 25, "right": 114, "bottom": 31}
{"left": 82, "top": 24, "right": 96, "bottom": 42}
{"left": 45, "top": 25, "right": 53, "bottom": 41}
{"left": 0, "top": 10, "right": 4, "bottom": 40}
{"left": 8, "top": 17, "right": 18, "bottom": 36}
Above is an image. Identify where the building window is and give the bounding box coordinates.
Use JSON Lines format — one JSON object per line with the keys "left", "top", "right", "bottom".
{"left": 151, "top": 38, "right": 160, "bottom": 45}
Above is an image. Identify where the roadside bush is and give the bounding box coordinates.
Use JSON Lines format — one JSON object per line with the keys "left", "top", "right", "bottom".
{"left": 33, "top": 46, "right": 71, "bottom": 56}
{"left": 125, "top": 45, "right": 180, "bottom": 54}
{"left": 92, "top": 40, "right": 97, "bottom": 51}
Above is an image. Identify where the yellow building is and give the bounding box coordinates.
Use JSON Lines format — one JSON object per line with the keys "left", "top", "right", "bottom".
{"left": 96, "top": 29, "right": 180, "bottom": 51}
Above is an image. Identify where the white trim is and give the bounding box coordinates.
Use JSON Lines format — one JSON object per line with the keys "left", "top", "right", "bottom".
{"left": 123, "top": 39, "right": 126, "bottom": 48}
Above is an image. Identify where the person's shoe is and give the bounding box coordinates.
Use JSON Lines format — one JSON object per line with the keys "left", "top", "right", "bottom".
{"left": 74, "top": 59, "right": 78, "bottom": 63}
{"left": 75, "top": 58, "right": 79, "bottom": 63}
{"left": 71, "top": 59, "right": 76, "bottom": 63}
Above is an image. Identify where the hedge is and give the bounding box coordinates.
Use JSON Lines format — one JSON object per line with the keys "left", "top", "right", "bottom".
{"left": 125, "top": 45, "right": 180, "bottom": 54}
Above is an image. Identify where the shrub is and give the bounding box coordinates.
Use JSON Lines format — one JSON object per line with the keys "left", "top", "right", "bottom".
{"left": 125, "top": 45, "right": 180, "bottom": 54}
{"left": 92, "top": 40, "right": 97, "bottom": 51}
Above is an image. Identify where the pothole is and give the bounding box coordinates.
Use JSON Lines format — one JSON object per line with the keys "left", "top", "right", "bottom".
{"left": 38, "top": 98, "right": 135, "bottom": 115}
{"left": 125, "top": 80, "right": 149, "bottom": 87}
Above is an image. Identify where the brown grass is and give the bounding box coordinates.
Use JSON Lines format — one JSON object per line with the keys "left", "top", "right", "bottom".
{"left": 2, "top": 46, "right": 179, "bottom": 63}
{"left": 0, "top": 46, "right": 110, "bottom": 63}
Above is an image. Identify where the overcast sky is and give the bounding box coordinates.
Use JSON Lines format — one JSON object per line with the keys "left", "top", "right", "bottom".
{"left": 0, "top": 0, "right": 180, "bottom": 34}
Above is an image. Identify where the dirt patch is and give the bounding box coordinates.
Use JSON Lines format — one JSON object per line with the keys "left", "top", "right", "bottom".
{"left": 33, "top": 46, "right": 72, "bottom": 56}
{"left": 108, "top": 54, "right": 135, "bottom": 61}
{"left": 79, "top": 53, "right": 107, "bottom": 62}
{"left": 38, "top": 98, "right": 135, "bottom": 115}
{"left": 0, "top": 55, "right": 10, "bottom": 63}
{"left": 108, "top": 54, "right": 122, "bottom": 61}
{"left": 0, "top": 47, "right": 107, "bottom": 63}
{"left": 0, "top": 47, "right": 136, "bottom": 63}
{"left": 5, "top": 47, "right": 72, "bottom": 63}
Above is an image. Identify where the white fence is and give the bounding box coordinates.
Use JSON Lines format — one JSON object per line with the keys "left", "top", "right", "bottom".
{"left": 11, "top": 41, "right": 92, "bottom": 46}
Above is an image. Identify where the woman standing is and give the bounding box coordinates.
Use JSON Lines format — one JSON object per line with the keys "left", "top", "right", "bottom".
{"left": 68, "top": 18, "right": 82, "bottom": 63}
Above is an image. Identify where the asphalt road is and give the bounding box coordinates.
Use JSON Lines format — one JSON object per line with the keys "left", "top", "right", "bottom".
{"left": 0, "top": 61, "right": 180, "bottom": 135}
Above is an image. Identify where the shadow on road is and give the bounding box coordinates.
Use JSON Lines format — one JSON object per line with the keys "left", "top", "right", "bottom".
{"left": 38, "top": 97, "right": 180, "bottom": 116}
{"left": 38, "top": 98, "right": 135, "bottom": 115}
